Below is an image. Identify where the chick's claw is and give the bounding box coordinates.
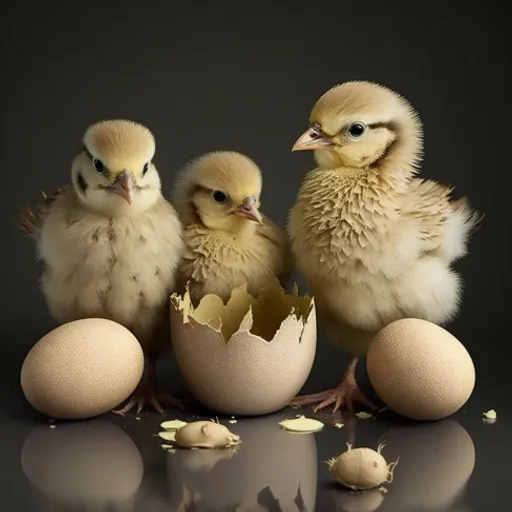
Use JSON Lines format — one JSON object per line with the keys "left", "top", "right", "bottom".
{"left": 112, "top": 385, "right": 185, "bottom": 416}
{"left": 290, "top": 381, "right": 377, "bottom": 414}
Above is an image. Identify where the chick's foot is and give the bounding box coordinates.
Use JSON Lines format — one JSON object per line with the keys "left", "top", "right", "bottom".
{"left": 290, "top": 382, "right": 376, "bottom": 414}
{"left": 290, "top": 356, "right": 377, "bottom": 414}
{"left": 112, "top": 356, "right": 185, "bottom": 415}
{"left": 112, "top": 383, "right": 185, "bottom": 416}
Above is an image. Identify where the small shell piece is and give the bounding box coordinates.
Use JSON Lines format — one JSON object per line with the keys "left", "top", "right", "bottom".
{"left": 160, "top": 419, "right": 188, "bottom": 431}
{"left": 327, "top": 443, "right": 398, "bottom": 491}
{"left": 173, "top": 421, "right": 241, "bottom": 449}
{"left": 483, "top": 409, "right": 497, "bottom": 420}
{"left": 278, "top": 415, "right": 324, "bottom": 433}
{"left": 355, "top": 412, "right": 374, "bottom": 420}
{"left": 158, "top": 431, "right": 177, "bottom": 442}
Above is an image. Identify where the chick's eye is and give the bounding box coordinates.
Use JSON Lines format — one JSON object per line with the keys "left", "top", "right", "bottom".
{"left": 93, "top": 158, "right": 106, "bottom": 173}
{"left": 143, "top": 163, "right": 149, "bottom": 175}
{"left": 212, "top": 190, "right": 227, "bottom": 202}
{"left": 347, "top": 123, "right": 366, "bottom": 138}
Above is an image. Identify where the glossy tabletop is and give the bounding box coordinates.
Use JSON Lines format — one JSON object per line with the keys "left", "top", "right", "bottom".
{"left": 2, "top": 376, "right": 510, "bottom": 512}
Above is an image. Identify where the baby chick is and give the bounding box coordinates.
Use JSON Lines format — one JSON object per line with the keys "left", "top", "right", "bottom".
{"left": 18, "top": 119, "right": 184, "bottom": 414}
{"left": 288, "top": 81, "right": 482, "bottom": 413}
{"left": 172, "top": 151, "right": 292, "bottom": 305}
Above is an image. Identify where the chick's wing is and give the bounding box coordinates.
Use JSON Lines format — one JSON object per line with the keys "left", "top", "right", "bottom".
{"left": 400, "top": 178, "right": 453, "bottom": 252}
{"left": 18, "top": 186, "right": 68, "bottom": 239}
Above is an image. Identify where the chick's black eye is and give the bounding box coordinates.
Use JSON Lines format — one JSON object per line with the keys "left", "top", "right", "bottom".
{"left": 347, "top": 123, "right": 366, "bottom": 138}
{"left": 212, "top": 190, "right": 227, "bottom": 202}
{"left": 143, "top": 163, "right": 149, "bottom": 175}
{"left": 93, "top": 158, "right": 105, "bottom": 173}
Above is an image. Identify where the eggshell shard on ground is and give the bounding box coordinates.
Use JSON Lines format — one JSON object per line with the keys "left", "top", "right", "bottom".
{"left": 169, "top": 420, "right": 241, "bottom": 449}
{"left": 366, "top": 318, "right": 476, "bottom": 421}
{"left": 158, "top": 431, "right": 177, "bottom": 442}
{"left": 355, "top": 412, "right": 374, "bottom": 420}
{"left": 161, "top": 419, "right": 188, "bottom": 431}
{"left": 327, "top": 443, "right": 398, "bottom": 491}
{"left": 483, "top": 409, "right": 497, "bottom": 419}
{"left": 170, "top": 279, "right": 317, "bottom": 416}
{"left": 20, "top": 318, "right": 144, "bottom": 420}
{"left": 278, "top": 415, "right": 324, "bottom": 433}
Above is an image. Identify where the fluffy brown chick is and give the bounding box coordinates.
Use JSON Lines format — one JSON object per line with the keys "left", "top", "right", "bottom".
{"left": 173, "top": 150, "right": 292, "bottom": 305}
{"left": 18, "top": 119, "right": 185, "bottom": 415}
{"left": 287, "top": 81, "right": 482, "bottom": 413}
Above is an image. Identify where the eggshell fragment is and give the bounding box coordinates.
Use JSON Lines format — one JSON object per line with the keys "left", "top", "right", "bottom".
{"left": 483, "top": 409, "right": 497, "bottom": 420}
{"left": 355, "top": 412, "right": 374, "bottom": 420}
{"left": 170, "top": 280, "right": 317, "bottom": 416}
{"left": 327, "top": 443, "right": 398, "bottom": 491}
{"left": 20, "top": 318, "right": 144, "bottom": 420}
{"left": 171, "top": 421, "right": 241, "bottom": 449}
{"left": 161, "top": 419, "right": 188, "bottom": 431}
{"left": 158, "top": 431, "right": 177, "bottom": 442}
{"left": 367, "top": 318, "right": 476, "bottom": 421}
{"left": 278, "top": 415, "right": 324, "bottom": 433}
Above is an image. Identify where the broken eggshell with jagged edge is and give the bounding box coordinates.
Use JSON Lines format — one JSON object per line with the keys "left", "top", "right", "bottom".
{"left": 169, "top": 279, "right": 317, "bottom": 416}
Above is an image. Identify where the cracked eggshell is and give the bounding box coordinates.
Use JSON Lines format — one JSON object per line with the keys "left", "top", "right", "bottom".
{"left": 170, "top": 280, "right": 316, "bottom": 416}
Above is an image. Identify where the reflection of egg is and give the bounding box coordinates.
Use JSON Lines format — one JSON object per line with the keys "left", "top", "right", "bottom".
{"left": 167, "top": 410, "right": 317, "bottom": 511}
{"left": 21, "top": 420, "right": 143, "bottom": 505}
{"left": 21, "top": 318, "right": 144, "bottom": 420}
{"left": 170, "top": 280, "right": 316, "bottom": 416}
{"left": 377, "top": 420, "right": 475, "bottom": 511}
{"left": 367, "top": 319, "right": 475, "bottom": 421}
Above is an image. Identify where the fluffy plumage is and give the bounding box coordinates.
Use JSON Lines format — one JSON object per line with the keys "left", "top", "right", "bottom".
{"left": 288, "top": 81, "right": 482, "bottom": 412}
{"left": 19, "top": 119, "right": 184, "bottom": 414}
{"left": 173, "top": 150, "right": 292, "bottom": 305}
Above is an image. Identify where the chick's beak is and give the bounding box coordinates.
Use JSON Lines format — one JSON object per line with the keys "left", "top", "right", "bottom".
{"left": 233, "top": 196, "right": 262, "bottom": 223}
{"left": 292, "top": 127, "right": 334, "bottom": 151}
{"left": 109, "top": 171, "right": 136, "bottom": 204}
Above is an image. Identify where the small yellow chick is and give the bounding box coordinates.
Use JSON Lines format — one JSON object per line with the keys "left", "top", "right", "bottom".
{"left": 18, "top": 119, "right": 184, "bottom": 414}
{"left": 287, "top": 81, "right": 482, "bottom": 413}
{"left": 173, "top": 150, "right": 292, "bottom": 305}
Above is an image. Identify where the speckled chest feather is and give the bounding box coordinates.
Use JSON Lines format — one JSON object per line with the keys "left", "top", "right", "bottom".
{"left": 289, "top": 168, "right": 399, "bottom": 278}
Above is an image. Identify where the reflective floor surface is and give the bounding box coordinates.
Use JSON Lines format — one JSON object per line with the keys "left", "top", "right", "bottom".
{"left": 2, "top": 384, "right": 510, "bottom": 512}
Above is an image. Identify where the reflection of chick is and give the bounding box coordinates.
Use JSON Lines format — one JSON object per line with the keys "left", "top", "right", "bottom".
{"left": 288, "top": 81, "right": 482, "bottom": 413}
{"left": 18, "top": 119, "right": 184, "bottom": 414}
{"left": 173, "top": 151, "right": 292, "bottom": 305}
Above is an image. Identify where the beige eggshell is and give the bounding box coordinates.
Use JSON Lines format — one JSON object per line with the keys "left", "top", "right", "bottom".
{"left": 21, "top": 318, "right": 144, "bottom": 420}
{"left": 21, "top": 421, "right": 143, "bottom": 504}
{"left": 366, "top": 318, "right": 475, "bottom": 421}
{"left": 170, "top": 280, "right": 316, "bottom": 416}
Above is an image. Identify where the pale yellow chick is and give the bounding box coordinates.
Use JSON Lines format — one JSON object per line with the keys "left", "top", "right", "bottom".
{"left": 19, "top": 119, "right": 185, "bottom": 414}
{"left": 173, "top": 151, "right": 292, "bottom": 305}
{"left": 288, "top": 81, "right": 482, "bottom": 413}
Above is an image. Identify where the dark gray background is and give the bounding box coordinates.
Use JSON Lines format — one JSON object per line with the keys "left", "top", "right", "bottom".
{"left": 1, "top": 3, "right": 510, "bottom": 511}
